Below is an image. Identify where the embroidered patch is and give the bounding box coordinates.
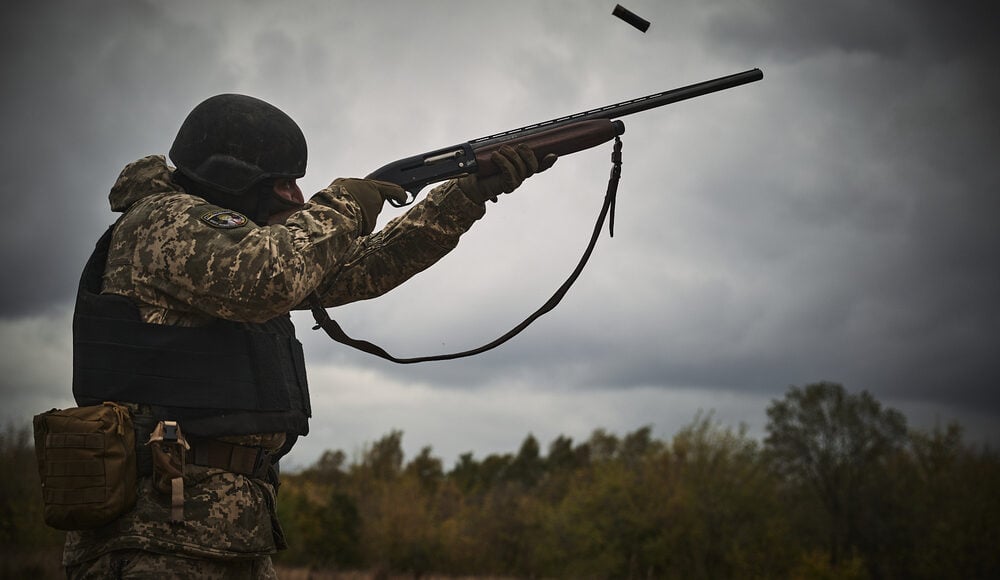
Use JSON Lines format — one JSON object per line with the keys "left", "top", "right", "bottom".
{"left": 200, "top": 210, "right": 248, "bottom": 229}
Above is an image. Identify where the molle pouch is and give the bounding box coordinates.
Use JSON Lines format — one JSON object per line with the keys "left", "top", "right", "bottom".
{"left": 32, "top": 402, "right": 137, "bottom": 530}
{"left": 147, "top": 420, "right": 190, "bottom": 522}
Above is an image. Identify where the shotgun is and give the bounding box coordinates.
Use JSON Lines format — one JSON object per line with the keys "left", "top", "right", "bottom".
{"left": 367, "top": 68, "right": 763, "bottom": 206}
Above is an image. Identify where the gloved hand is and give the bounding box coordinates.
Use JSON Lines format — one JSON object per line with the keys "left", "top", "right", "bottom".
{"left": 458, "top": 144, "right": 557, "bottom": 204}
{"left": 332, "top": 178, "right": 408, "bottom": 234}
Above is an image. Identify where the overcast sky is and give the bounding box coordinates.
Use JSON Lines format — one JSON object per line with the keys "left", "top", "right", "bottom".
{"left": 2, "top": 0, "right": 998, "bottom": 469}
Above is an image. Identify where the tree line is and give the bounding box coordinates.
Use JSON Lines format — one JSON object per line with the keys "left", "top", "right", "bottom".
{"left": 2, "top": 382, "right": 999, "bottom": 579}
{"left": 274, "top": 382, "right": 999, "bottom": 579}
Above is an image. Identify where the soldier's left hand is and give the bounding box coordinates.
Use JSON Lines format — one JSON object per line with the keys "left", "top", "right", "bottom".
{"left": 458, "top": 144, "right": 557, "bottom": 204}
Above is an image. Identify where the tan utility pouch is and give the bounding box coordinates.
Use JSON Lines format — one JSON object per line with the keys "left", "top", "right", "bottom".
{"left": 32, "top": 402, "right": 137, "bottom": 530}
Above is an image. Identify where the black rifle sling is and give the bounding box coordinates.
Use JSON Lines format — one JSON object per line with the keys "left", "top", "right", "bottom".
{"left": 309, "top": 137, "right": 623, "bottom": 364}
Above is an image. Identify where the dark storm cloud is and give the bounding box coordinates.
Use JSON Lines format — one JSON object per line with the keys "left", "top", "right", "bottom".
{"left": 0, "top": 1, "right": 229, "bottom": 316}
{"left": 699, "top": 0, "right": 1000, "bottom": 411}
{"left": 3, "top": 0, "right": 998, "bottom": 456}
{"left": 709, "top": 0, "right": 999, "bottom": 63}
{"left": 308, "top": 0, "right": 1000, "bottom": 422}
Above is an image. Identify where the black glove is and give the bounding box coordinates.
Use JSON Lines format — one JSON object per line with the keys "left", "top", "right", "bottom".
{"left": 332, "top": 178, "right": 408, "bottom": 234}
{"left": 458, "top": 144, "right": 557, "bottom": 204}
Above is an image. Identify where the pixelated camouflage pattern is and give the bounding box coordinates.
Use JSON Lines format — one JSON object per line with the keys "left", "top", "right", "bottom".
{"left": 66, "top": 547, "right": 277, "bottom": 579}
{"left": 64, "top": 467, "right": 281, "bottom": 565}
{"left": 102, "top": 155, "right": 485, "bottom": 326}
{"left": 64, "top": 156, "right": 485, "bottom": 566}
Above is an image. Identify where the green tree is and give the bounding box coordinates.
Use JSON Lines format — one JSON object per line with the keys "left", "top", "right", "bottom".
{"left": 405, "top": 446, "right": 444, "bottom": 493}
{"left": 536, "top": 460, "right": 638, "bottom": 577}
{"left": 275, "top": 486, "right": 362, "bottom": 569}
{"left": 587, "top": 428, "right": 620, "bottom": 463}
{"left": 302, "top": 448, "right": 347, "bottom": 485}
{"left": 545, "top": 435, "right": 578, "bottom": 472}
{"left": 0, "top": 425, "right": 64, "bottom": 579}
{"left": 363, "top": 430, "right": 405, "bottom": 481}
{"left": 906, "top": 423, "right": 1000, "bottom": 579}
{"left": 621, "top": 425, "right": 655, "bottom": 468}
{"left": 538, "top": 435, "right": 589, "bottom": 503}
{"left": 508, "top": 434, "right": 544, "bottom": 487}
{"left": 477, "top": 452, "right": 514, "bottom": 489}
{"left": 764, "top": 382, "right": 908, "bottom": 577}
{"left": 663, "top": 413, "right": 794, "bottom": 579}
{"left": 448, "top": 452, "right": 480, "bottom": 494}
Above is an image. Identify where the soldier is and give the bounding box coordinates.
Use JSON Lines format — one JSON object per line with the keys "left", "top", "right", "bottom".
{"left": 64, "top": 94, "right": 553, "bottom": 578}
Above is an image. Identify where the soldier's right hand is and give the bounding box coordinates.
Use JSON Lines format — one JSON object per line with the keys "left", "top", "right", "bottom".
{"left": 332, "top": 178, "right": 408, "bottom": 235}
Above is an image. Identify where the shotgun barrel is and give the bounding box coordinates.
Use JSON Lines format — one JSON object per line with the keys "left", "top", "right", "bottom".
{"left": 368, "top": 68, "right": 763, "bottom": 204}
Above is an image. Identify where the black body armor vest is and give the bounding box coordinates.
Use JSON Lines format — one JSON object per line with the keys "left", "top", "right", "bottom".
{"left": 72, "top": 227, "right": 311, "bottom": 439}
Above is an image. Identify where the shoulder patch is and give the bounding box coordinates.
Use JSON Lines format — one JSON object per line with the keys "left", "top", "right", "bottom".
{"left": 200, "top": 210, "right": 249, "bottom": 229}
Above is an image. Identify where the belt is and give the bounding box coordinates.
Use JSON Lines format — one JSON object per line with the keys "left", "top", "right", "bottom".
{"left": 131, "top": 410, "right": 276, "bottom": 483}
{"left": 186, "top": 438, "right": 270, "bottom": 478}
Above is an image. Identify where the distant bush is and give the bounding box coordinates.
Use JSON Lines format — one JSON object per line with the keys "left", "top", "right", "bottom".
{"left": 0, "top": 424, "right": 66, "bottom": 579}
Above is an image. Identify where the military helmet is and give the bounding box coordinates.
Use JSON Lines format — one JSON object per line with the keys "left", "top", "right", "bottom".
{"left": 169, "top": 94, "right": 307, "bottom": 195}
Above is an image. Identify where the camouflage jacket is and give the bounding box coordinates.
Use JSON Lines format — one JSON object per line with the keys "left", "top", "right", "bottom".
{"left": 64, "top": 155, "right": 485, "bottom": 565}
{"left": 101, "top": 155, "right": 486, "bottom": 326}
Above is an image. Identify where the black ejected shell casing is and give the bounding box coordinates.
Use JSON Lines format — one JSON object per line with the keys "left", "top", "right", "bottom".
{"left": 612, "top": 4, "right": 651, "bottom": 33}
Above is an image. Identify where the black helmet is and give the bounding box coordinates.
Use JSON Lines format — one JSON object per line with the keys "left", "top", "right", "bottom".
{"left": 169, "top": 94, "right": 307, "bottom": 196}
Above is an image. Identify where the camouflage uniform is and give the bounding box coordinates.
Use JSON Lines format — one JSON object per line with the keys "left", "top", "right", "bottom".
{"left": 66, "top": 549, "right": 277, "bottom": 579}
{"left": 64, "top": 155, "right": 486, "bottom": 577}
